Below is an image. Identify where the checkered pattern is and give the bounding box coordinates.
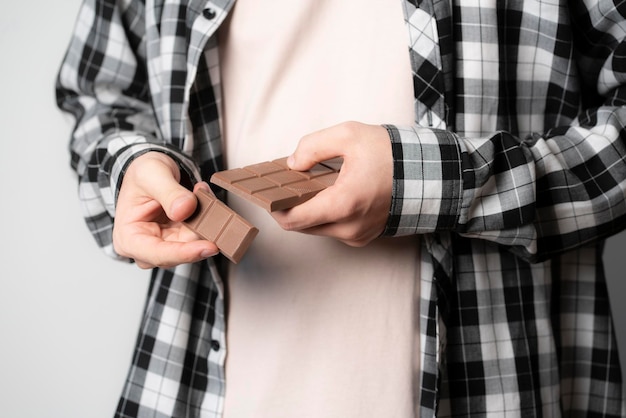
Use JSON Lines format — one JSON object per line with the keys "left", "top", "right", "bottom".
{"left": 56, "top": 0, "right": 626, "bottom": 416}
{"left": 115, "top": 263, "right": 226, "bottom": 418}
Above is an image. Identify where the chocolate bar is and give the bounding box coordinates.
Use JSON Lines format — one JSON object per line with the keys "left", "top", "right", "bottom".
{"left": 183, "top": 189, "right": 258, "bottom": 263}
{"left": 210, "top": 157, "right": 343, "bottom": 212}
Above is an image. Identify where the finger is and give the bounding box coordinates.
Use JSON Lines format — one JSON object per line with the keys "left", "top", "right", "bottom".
{"left": 272, "top": 187, "right": 348, "bottom": 230}
{"left": 287, "top": 122, "right": 359, "bottom": 171}
{"left": 193, "top": 181, "right": 213, "bottom": 194}
{"left": 134, "top": 154, "right": 198, "bottom": 222}
{"left": 272, "top": 211, "right": 379, "bottom": 247}
{"left": 124, "top": 230, "right": 219, "bottom": 269}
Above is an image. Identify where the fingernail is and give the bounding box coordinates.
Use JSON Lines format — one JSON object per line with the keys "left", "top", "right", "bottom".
{"left": 193, "top": 181, "right": 211, "bottom": 193}
{"left": 171, "top": 195, "right": 190, "bottom": 213}
{"left": 287, "top": 154, "right": 296, "bottom": 168}
{"left": 201, "top": 249, "right": 217, "bottom": 258}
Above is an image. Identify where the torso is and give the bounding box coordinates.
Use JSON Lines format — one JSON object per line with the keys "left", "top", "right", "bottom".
{"left": 218, "top": 1, "right": 420, "bottom": 416}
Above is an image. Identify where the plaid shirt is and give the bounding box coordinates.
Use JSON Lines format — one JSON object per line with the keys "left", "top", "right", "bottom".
{"left": 56, "top": 0, "right": 626, "bottom": 416}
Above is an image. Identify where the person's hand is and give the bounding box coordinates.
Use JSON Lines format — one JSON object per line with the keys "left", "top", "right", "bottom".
{"left": 271, "top": 121, "right": 393, "bottom": 247}
{"left": 112, "top": 152, "right": 219, "bottom": 269}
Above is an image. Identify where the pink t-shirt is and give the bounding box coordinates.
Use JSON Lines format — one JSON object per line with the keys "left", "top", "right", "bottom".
{"left": 218, "top": 0, "right": 420, "bottom": 416}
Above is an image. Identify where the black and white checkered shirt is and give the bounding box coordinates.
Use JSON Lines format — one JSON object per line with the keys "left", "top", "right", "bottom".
{"left": 56, "top": 0, "right": 626, "bottom": 416}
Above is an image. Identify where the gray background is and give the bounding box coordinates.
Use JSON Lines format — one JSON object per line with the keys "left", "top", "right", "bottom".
{"left": 1, "top": 1, "right": 624, "bottom": 417}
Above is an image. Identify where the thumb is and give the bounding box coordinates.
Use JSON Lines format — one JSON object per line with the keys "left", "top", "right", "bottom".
{"left": 288, "top": 123, "right": 352, "bottom": 171}
{"left": 167, "top": 189, "right": 198, "bottom": 222}
{"left": 131, "top": 152, "right": 198, "bottom": 222}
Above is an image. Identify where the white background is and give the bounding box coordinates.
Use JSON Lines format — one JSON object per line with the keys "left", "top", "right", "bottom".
{"left": 0, "top": 1, "right": 625, "bottom": 417}
{"left": 1, "top": 1, "right": 149, "bottom": 417}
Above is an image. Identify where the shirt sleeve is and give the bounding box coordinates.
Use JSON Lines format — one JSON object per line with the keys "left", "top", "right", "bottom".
{"left": 383, "top": 3, "right": 626, "bottom": 263}
{"left": 55, "top": 0, "right": 201, "bottom": 259}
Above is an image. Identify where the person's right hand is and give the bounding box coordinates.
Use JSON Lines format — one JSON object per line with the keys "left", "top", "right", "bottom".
{"left": 112, "top": 152, "right": 219, "bottom": 269}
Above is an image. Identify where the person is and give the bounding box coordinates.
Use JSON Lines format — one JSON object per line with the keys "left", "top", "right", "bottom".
{"left": 55, "top": 0, "right": 626, "bottom": 416}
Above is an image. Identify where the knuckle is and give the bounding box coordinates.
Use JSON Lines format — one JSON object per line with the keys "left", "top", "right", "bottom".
{"left": 340, "top": 120, "right": 359, "bottom": 133}
{"left": 112, "top": 236, "right": 129, "bottom": 258}
{"left": 135, "top": 260, "right": 155, "bottom": 270}
{"left": 336, "top": 122, "right": 353, "bottom": 140}
{"left": 342, "top": 229, "right": 365, "bottom": 246}
{"left": 342, "top": 230, "right": 373, "bottom": 248}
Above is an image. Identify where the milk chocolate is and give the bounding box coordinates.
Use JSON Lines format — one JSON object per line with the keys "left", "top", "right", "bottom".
{"left": 183, "top": 189, "right": 258, "bottom": 263}
{"left": 210, "top": 157, "right": 343, "bottom": 212}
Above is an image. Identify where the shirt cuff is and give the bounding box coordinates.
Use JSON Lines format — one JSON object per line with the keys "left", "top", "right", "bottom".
{"left": 382, "top": 125, "right": 464, "bottom": 236}
{"left": 95, "top": 132, "right": 202, "bottom": 216}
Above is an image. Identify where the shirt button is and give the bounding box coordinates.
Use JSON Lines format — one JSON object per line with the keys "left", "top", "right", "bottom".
{"left": 203, "top": 8, "right": 217, "bottom": 20}
{"left": 210, "top": 340, "right": 221, "bottom": 351}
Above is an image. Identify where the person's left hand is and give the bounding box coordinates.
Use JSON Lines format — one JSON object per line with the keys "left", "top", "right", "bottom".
{"left": 271, "top": 121, "right": 393, "bottom": 247}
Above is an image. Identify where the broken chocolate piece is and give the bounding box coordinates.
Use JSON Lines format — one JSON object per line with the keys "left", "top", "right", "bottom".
{"left": 183, "top": 189, "right": 258, "bottom": 263}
